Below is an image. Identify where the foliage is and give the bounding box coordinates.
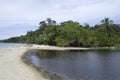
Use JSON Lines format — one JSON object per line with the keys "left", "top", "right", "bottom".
{"left": 2, "top": 18, "right": 120, "bottom": 47}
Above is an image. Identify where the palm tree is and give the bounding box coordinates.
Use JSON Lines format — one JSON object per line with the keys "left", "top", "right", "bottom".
{"left": 46, "top": 18, "right": 56, "bottom": 25}
{"left": 101, "top": 18, "right": 113, "bottom": 36}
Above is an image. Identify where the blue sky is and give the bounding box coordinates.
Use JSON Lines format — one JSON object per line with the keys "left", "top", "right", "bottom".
{"left": 0, "top": 0, "right": 120, "bottom": 39}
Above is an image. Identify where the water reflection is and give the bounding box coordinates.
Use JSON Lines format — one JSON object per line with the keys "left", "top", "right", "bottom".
{"left": 36, "top": 50, "right": 62, "bottom": 59}
{"left": 27, "top": 50, "right": 120, "bottom": 80}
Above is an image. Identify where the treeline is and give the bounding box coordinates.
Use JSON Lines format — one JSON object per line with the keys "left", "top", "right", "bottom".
{"left": 2, "top": 18, "right": 120, "bottom": 47}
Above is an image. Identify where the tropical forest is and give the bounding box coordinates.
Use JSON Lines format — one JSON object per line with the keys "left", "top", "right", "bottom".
{"left": 2, "top": 18, "right": 120, "bottom": 47}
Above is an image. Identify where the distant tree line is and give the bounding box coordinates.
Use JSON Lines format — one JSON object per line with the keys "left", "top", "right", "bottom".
{"left": 2, "top": 18, "right": 120, "bottom": 47}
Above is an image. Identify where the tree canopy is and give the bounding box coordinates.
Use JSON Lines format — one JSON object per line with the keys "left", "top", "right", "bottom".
{"left": 2, "top": 18, "right": 120, "bottom": 47}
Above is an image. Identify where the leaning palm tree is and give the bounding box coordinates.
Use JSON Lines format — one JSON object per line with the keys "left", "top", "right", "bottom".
{"left": 101, "top": 18, "right": 113, "bottom": 36}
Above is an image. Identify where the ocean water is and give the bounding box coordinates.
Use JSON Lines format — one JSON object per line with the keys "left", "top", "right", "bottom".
{"left": 0, "top": 43, "right": 26, "bottom": 48}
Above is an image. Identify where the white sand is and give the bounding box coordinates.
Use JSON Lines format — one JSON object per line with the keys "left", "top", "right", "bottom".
{"left": 0, "top": 44, "right": 116, "bottom": 80}
{"left": 0, "top": 47, "right": 47, "bottom": 80}
{"left": 30, "top": 44, "right": 116, "bottom": 50}
{"left": 30, "top": 44, "right": 90, "bottom": 50}
{"left": 0, "top": 45, "right": 88, "bottom": 80}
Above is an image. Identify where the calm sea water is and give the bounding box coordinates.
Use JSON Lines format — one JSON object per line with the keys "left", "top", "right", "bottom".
{"left": 0, "top": 43, "right": 26, "bottom": 48}
{"left": 27, "top": 50, "right": 120, "bottom": 80}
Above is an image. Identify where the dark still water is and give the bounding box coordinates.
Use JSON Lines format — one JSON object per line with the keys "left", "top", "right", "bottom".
{"left": 27, "top": 50, "right": 120, "bottom": 80}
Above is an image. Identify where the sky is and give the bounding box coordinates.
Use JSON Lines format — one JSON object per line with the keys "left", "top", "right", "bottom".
{"left": 0, "top": 0, "right": 120, "bottom": 39}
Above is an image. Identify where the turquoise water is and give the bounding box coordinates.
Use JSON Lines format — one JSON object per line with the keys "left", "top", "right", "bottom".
{"left": 0, "top": 43, "right": 26, "bottom": 48}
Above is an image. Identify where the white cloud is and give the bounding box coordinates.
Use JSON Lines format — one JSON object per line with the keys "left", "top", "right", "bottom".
{"left": 0, "top": 0, "right": 120, "bottom": 39}
{"left": 0, "top": 0, "right": 120, "bottom": 25}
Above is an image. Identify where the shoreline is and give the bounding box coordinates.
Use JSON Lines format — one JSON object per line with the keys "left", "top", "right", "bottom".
{"left": 0, "top": 47, "right": 47, "bottom": 80}
{"left": 0, "top": 44, "right": 119, "bottom": 80}
{"left": 30, "top": 44, "right": 119, "bottom": 51}
{"left": 22, "top": 49, "right": 63, "bottom": 80}
{"left": 22, "top": 45, "right": 120, "bottom": 80}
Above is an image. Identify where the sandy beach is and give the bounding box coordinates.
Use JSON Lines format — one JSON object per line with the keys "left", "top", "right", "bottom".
{"left": 30, "top": 44, "right": 116, "bottom": 50}
{"left": 0, "top": 44, "right": 117, "bottom": 80}
{"left": 0, "top": 45, "right": 89, "bottom": 80}
{"left": 0, "top": 46, "right": 47, "bottom": 80}
{"left": 0, "top": 45, "right": 90, "bottom": 80}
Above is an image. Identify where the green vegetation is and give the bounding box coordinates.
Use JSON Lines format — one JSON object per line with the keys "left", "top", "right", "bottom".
{"left": 2, "top": 18, "right": 120, "bottom": 47}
